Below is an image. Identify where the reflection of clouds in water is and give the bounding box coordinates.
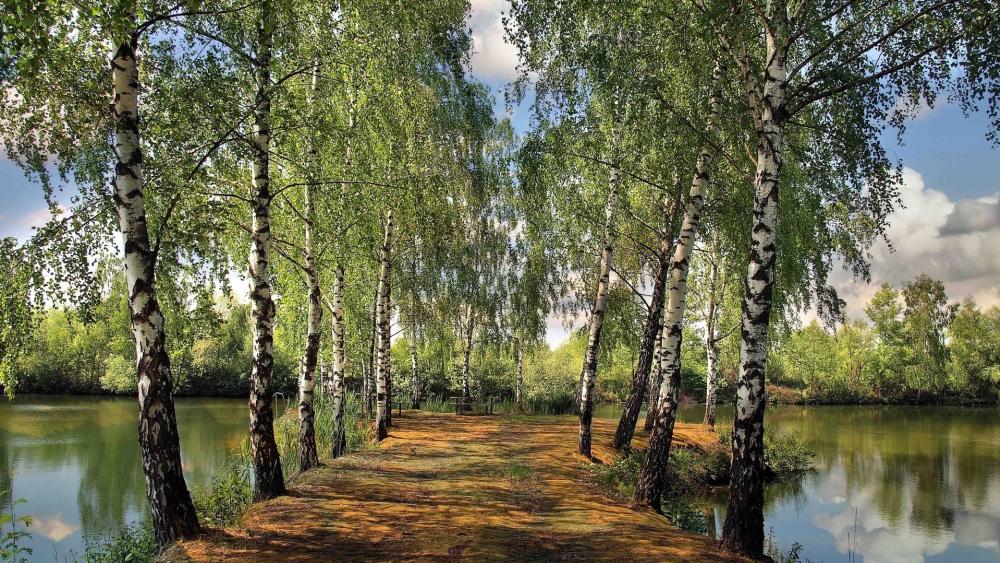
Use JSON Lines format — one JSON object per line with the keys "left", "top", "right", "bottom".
{"left": 811, "top": 461, "right": 848, "bottom": 504}
{"left": 31, "top": 513, "right": 79, "bottom": 542}
{"left": 953, "top": 510, "right": 1000, "bottom": 552}
{"left": 813, "top": 478, "right": 953, "bottom": 563}
{"left": 815, "top": 504, "right": 950, "bottom": 563}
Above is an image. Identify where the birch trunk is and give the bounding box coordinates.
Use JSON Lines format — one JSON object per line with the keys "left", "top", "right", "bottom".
{"left": 409, "top": 322, "right": 420, "bottom": 409}
{"left": 111, "top": 38, "right": 200, "bottom": 547}
{"left": 330, "top": 264, "right": 347, "bottom": 457}
{"left": 636, "top": 60, "right": 724, "bottom": 510}
{"left": 578, "top": 162, "right": 620, "bottom": 458}
{"left": 296, "top": 60, "right": 322, "bottom": 469}
{"left": 703, "top": 250, "right": 721, "bottom": 427}
{"left": 375, "top": 211, "right": 393, "bottom": 440}
{"left": 247, "top": 1, "right": 286, "bottom": 501}
{"left": 721, "top": 17, "right": 788, "bottom": 557}
{"left": 644, "top": 336, "right": 662, "bottom": 431}
{"left": 611, "top": 247, "right": 668, "bottom": 450}
{"left": 515, "top": 340, "right": 524, "bottom": 408}
{"left": 461, "top": 313, "right": 474, "bottom": 399}
{"left": 365, "top": 285, "right": 378, "bottom": 418}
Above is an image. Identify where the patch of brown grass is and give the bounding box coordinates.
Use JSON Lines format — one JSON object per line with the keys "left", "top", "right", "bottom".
{"left": 163, "top": 412, "right": 746, "bottom": 562}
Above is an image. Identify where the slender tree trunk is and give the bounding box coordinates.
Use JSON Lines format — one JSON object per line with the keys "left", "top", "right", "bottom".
{"left": 611, "top": 249, "right": 668, "bottom": 450}
{"left": 111, "top": 38, "right": 200, "bottom": 547}
{"left": 375, "top": 211, "right": 393, "bottom": 440}
{"left": 409, "top": 322, "right": 420, "bottom": 409}
{"left": 578, "top": 162, "right": 620, "bottom": 458}
{"left": 461, "top": 313, "right": 474, "bottom": 399}
{"left": 515, "top": 340, "right": 524, "bottom": 408}
{"left": 703, "top": 249, "right": 721, "bottom": 427}
{"left": 721, "top": 18, "right": 788, "bottom": 558}
{"left": 247, "top": 1, "right": 286, "bottom": 501}
{"left": 644, "top": 336, "right": 662, "bottom": 431}
{"left": 365, "top": 285, "right": 378, "bottom": 419}
{"left": 296, "top": 59, "right": 322, "bottom": 470}
{"left": 636, "top": 60, "right": 724, "bottom": 511}
{"left": 409, "top": 242, "right": 420, "bottom": 410}
{"left": 384, "top": 284, "right": 393, "bottom": 427}
{"left": 330, "top": 264, "right": 347, "bottom": 458}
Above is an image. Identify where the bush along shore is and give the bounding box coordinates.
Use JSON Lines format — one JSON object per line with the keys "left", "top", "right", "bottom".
{"left": 588, "top": 425, "right": 814, "bottom": 538}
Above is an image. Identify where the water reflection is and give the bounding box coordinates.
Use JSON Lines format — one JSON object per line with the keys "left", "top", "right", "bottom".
{"left": 2, "top": 400, "right": 997, "bottom": 562}
{"left": 0, "top": 396, "right": 259, "bottom": 561}
{"left": 660, "top": 405, "right": 1000, "bottom": 563}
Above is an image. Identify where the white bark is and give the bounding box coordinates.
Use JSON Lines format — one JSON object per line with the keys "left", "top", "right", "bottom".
{"left": 247, "top": 0, "right": 285, "bottom": 500}
{"left": 722, "top": 11, "right": 788, "bottom": 556}
{"left": 636, "top": 59, "right": 724, "bottom": 509}
{"left": 578, "top": 162, "right": 620, "bottom": 457}
{"left": 703, "top": 248, "right": 721, "bottom": 426}
{"left": 112, "top": 37, "right": 199, "bottom": 545}
{"left": 409, "top": 322, "right": 420, "bottom": 408}
{"left": 515, "top": 341, "right": 524, "bottom": 406}
{"left": 330, "top": 264, "right": 347, "bottom": 457}
{"left": 375, "top": 211, "right": 393, "bottom": 440}
{"left": 297, "top": 73, "right": 322, "bottom": 468}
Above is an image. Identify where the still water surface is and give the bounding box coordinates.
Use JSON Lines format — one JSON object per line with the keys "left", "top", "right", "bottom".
{"left": 600, "top": 403, "right": 1000, "bottom": 563}
{"left": 1, "top": 397, "right": 997, "bottom": 562}
{"left": 0, "top": 396, "right": 277, "bottom": 560}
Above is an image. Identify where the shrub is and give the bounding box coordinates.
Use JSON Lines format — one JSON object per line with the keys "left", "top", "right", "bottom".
{"left": 80, "top": 523, "right": 157, "bottom": 563}
{"left": 717, "top": 427, "right": 814, "bottom": 478}
{"left": 99, "top": 355, "right": 135, "bottom": 394}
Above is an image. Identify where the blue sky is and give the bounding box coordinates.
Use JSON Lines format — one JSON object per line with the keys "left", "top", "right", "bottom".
{"left": 2, "top": 1, "right": 998, "bottom": 345}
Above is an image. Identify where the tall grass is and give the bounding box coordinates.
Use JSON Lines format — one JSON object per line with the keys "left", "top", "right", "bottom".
{"left": 273, "top": 391, "right": 375, "bottom": 479}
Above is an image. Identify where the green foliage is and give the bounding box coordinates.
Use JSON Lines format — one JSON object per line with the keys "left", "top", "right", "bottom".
{"left": 0, "top": 239, "right": 37, "bottom": 400}
{"left": 8, "top": 282, "right": 284, "bottom": 397}
{"left": 99, "top": 355, "right": 135, "bottom": 395}
{"left": 192, "top": 464, "right": 253, "bottom": 528}
{"left": 762, "top": 433, "right": 815, "bottom": 477}
{"left": 718, "top": 427, "right": 813, "bottom": 479}
{"left": 0, "top": 495, "right": 32, "bottom": 563}
{"left": 80, "top": 523, "right": 158, "bottom": 563}
{"left": 771, "top": 276, "right": 1000, "bottom": 404}
{"left": 274, "top": 392, "right": 375, "bottom": 479}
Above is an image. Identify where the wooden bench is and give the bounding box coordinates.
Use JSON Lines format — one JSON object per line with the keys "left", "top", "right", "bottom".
{"left": 448, "top": 396, "right": 500, "bottom": 415}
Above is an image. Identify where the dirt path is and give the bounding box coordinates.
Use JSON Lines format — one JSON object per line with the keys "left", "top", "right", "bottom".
{"left": 167, "top": 412, "right": 746, "bottom": 562}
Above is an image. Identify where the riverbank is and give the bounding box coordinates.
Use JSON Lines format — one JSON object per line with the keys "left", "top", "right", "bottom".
{"left": 763, "top": 383, "right": 998, "bottom": 406}
{"left": 162, "top": 411, "right": 748, "bottom": 562}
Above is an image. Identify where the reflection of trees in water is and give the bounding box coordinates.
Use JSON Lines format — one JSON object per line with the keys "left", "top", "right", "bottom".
{"left": 764, "top": 471, "right": 808, "bottom": 513}
{"left": 0, "top": 448, "right": 12, "bottom": 507}
{"left": 765, "top": 406, "right": 1000, "bottom": 537}
{"left": 75, "top": 401, "right": 146, "bottom": 535}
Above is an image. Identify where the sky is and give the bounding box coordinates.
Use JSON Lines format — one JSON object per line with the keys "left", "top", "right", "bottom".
{"left": 2, "top": 0, "right": 998, "bottom": 348}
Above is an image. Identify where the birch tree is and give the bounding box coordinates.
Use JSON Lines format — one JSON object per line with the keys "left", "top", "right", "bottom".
{"left": 577, "top": 162, "right": 620, "bottom": 456}
{"left": 375, "top": 211, "right": 393, "bottom": 440}
{"left": 0, "top": 3, "right": 241, "bottom": 545}
{"left": 701, "top": 1, "right": 1000, "bottom": 556}
{"left": 635, "top": 59, "right": 725, "bottom": 510}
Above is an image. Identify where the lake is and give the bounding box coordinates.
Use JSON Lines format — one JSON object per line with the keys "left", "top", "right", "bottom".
{"left": 678, "top": 404, "right": 1000, "bottom": 563}
{"left": 1, "top": 397, "right": 998, "bottom": 562}
{"left": 0, "top": 396, "right": 289, "bottom": 560}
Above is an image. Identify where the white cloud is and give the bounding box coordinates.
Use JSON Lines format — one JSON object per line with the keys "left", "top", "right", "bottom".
{"left": 0, "top": 204, "right": 66, "bottom": 240}
{"left": 31, "top": 513, "right": 79, "bottom": 542}
{"left": 467, "top": 0, "right": 520, "bottom": 83}
{"left": 830, "top": 167, "right": 1000, "bottom": 319}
